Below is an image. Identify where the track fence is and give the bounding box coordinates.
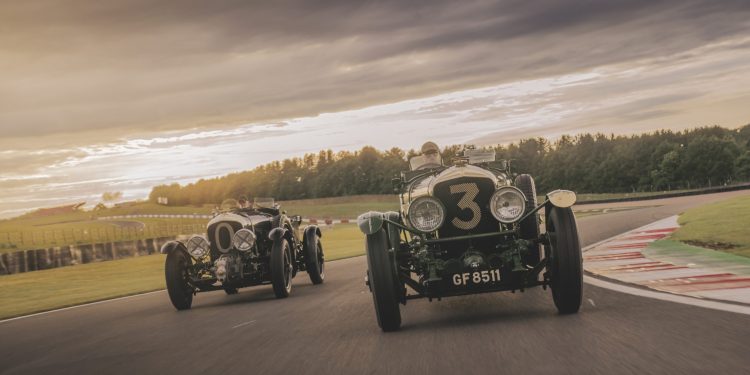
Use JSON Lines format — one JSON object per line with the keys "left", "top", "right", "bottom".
{"left": 0, "top": 222, "right": 205, "bottom": 252}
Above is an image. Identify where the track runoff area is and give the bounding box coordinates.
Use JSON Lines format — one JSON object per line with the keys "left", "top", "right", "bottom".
{"left": 1, "top": 190, "right": 749, "bottom": 374}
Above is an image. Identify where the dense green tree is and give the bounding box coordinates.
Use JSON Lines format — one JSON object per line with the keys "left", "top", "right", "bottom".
{"left": 149, "top": 125, "right": 750, "bottom": 205}
{"left": 736, "top": 151, "right": 750, "bottom": 180}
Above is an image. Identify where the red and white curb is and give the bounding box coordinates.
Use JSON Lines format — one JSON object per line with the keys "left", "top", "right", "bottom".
{"left": 304, "top": 218, "right": 352, "bottom": 225}
{"left": 584, "top": 216, "right": 750, "bottom": 305}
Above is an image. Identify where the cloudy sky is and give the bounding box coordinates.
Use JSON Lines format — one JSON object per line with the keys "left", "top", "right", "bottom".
{"left": 1, "top": 0, "right": 750, "bottom": 217}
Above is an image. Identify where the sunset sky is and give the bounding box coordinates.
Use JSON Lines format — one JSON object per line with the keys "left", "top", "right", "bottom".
{"left": 1, "top": 0, "right": 750, "bottom": 217}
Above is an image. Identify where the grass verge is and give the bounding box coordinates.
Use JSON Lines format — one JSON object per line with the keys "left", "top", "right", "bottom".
{"left": 0, "top": 255, "right": 166, "bottom": 320}
{"left": 0, "top": 224, "right": 365, "bottom": 320}
{"left": 671, "top": 194, "right": 750, "bottom": 258}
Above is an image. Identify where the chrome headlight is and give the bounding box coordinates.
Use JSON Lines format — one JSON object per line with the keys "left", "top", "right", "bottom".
{"left": 408, "top": 197, "right": 445, "bottom": 233}
{"left": 186, "top": 236, "right": 210, "bottom": 259}
{"left": 490, "top": 187, "right": 526, "bottom": 223}
{"left": 233, "top": 228, "right": 256, "bottom": 252}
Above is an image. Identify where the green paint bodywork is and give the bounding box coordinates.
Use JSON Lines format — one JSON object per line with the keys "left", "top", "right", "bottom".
{"left": 357, "top": 211, "right": 385, "bottom": 235}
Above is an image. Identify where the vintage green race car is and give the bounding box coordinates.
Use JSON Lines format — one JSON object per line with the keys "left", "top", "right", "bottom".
{"left": 358, "top": 143, "right": 582, "bottom": 331}
{"left": 160, "top": 198, "right": 325, "bottom": 310}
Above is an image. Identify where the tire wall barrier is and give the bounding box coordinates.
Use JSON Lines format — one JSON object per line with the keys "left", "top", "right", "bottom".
{"left": 0, "top": 237, "right": 176, "bottom": 276}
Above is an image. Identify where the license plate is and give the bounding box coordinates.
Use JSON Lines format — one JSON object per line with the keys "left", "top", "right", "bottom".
{"left": 451, "top": 269, "right": 501, "bottom": 286}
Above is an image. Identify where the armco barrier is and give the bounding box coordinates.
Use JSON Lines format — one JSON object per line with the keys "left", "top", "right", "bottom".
{"left": 577, "top": 183, "right": 750, "bottom": 205}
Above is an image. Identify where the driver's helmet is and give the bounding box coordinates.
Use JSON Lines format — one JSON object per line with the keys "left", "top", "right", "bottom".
{"left": 420, "top": 141, "right": 442, "bottom": 167}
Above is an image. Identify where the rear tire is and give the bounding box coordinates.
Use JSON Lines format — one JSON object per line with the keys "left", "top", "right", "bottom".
{"left": 515, "top": 174, "right": 541, "bottom": 265}
{"left": 165, "top": 250, "right": 193, "bottom": 310}
{"left": 224, "top": 288, "right": 238, "bottom": 295}
{"left": 365, "top": 229, "right": 401, "bottom": 332}
{"left": 271, "top": 239, "right": 293, "bottom": 298}
{"left": 546, "top": 206, "right": 582, "bottom": 314}
{"left": 305, "top": 236, "right": 325, "bottom": 285}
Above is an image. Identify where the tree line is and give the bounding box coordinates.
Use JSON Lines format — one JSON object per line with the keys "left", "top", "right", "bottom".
{"left": 149, "top": 125, "right": 750, "bottom": 206}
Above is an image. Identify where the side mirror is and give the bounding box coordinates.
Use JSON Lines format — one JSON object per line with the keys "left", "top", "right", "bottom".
{"left": 547, "top": 190, "right": 576, "bottom": 208}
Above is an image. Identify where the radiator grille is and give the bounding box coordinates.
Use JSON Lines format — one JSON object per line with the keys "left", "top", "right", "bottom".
{"left": 433, "top": 177, "right": 498, "bottom": 239}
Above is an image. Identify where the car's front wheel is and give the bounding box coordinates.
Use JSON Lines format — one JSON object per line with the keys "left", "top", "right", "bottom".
{"left": 271, "top": 239, "right": 293, "bottom": 298}
{"left": 546, "top": 206, "right": 583, "bottom": 314}
{"left": 165, "top": 249, "right": 193, "bottom": 310}
{"left": 305, "top": 235, "right": 325, "bottom": 285}
{"left": 365, "top": 229, "right": 401, "bottom": 332}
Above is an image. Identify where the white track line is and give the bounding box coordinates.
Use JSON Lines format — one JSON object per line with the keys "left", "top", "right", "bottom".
{"left": 231, "top": 320, "right": 257, "bottom": 329}
{"left": 584, "top": 275, "right": 750, "bottom": 315}
{"left": 0, "top": 290, "right": 165, "bottom": 324}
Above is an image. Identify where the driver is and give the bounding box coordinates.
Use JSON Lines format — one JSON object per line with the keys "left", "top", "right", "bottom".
{"left": 238, "top": 196, "right": 250, "bottom": 209}
{"left": 418, "top": 141, "right": 443, "bottom": 169}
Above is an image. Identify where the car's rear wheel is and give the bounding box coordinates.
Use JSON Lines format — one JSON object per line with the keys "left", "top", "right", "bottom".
{"left": 515, "top": 174, "right": 541, "bottom": 265}
{"left": 365, "top": 229, "right": 401, "bottom": 332}
{"left": 305, "top": 235, "right": 325, "bottom": 285}
{"left": 224, "top": 287, "right": 238, "bottom": 295}
{"left": 546, "top": 206, "right": 582, "bottom": 314}
{"left": 165, "top": 249, "right": 193, "bottom": 310}
{"left": 271, "top": 239, "right": 293, "bottom": 298}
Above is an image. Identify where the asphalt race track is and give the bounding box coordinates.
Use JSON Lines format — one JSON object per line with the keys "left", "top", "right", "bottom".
{"left": 2, "top": 191, "right": 750, "bottom": 374}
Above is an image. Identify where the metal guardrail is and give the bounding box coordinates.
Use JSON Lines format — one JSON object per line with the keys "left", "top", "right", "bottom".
{"left": 576, "top": 183, "right": 750, "bottom": 205}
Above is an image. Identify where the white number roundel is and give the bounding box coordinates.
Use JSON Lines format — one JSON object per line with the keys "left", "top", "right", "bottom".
{"left": 449, "top": 183, "right": 481, "bottom": 230}
{"left": 214, "top": 223, "right": 235, "bottom": 253}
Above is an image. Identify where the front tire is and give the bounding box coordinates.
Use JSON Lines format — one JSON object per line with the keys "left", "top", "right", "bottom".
{"left": 224, "top": 287, "right": 238, "bottom": 295}
{"left": 365, "top": 229, "right": 401, "bottom": 332}
{"left": 546, "top": 206, "right": 582, "bottom": 314}
{"left": 271, "top": 239, "right": 293, "bottom": 298}
{"left": 305, "top": 236, "right": 325, "bottom": 285}
{"left": 165, "top": 250, "right": 193, "bottom": 310}
{"left": 515, "top": 174, "right": 541, "bottom": 265}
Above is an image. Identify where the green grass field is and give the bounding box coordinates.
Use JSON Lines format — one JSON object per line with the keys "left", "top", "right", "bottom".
{"left": 0, "top": 224, "right": 365, "bottom": 319}
{"left": 0, "top": 255, "right": 166, "bottom": 320}
{"left": 280, "top": 195, "right": 399, "bottom": 218}
{"left": 672, "top": 195, "right": 750, "bottom": 258}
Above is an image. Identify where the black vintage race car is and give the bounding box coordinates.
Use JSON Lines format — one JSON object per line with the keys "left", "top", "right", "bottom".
{"left": 160, "top": 198, "right": 325, "bottom": 310}
{"left": 358, "top": 143, "right": 581, "bottom": 331}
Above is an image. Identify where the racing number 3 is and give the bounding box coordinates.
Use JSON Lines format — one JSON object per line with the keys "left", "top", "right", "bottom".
{"left": 450, "top": 183, "right": 481, "bottom": 230}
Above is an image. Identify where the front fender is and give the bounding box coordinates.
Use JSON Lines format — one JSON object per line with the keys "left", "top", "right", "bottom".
{"left": 160, "top": 240, "right": 187, "bottom": 255}
{"left": 303, "top": 225, "right": 322, "bottom": 246}
{"left": 357, "top": 211, "right": 385, "bottom": 235}
{"left": 268, "top": 227, "right": 287, "bottom": 242}
{"left": 270, "top": 227, "right": 297, "bottom": 275}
